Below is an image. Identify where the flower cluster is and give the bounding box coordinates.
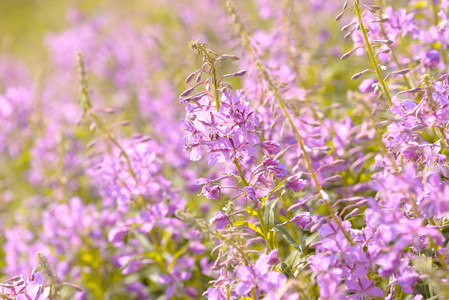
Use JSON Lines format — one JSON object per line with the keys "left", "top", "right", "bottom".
{"left": 2, "top": 0, "right": 449, "bottom": 299}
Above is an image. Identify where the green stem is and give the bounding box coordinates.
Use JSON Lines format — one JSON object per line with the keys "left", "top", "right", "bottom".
{"left": 212, "top": 231, "right": 250, "bottom": 265}
{"left": 234, "top": 159, "right": 274, "bottom": 249}
{"left": 149, "top": 230, "right": 169, "bottom": 274}
{"left": 376, "top": 0, "right": 413, "bottom": 89}
{"left": 212, "top": 65, "right": 221, "bottom": 112}
{"left": 234, "top": 158, "right": 249, "bottom": 186}
{"left": 78, "top": 53, "right": 139, "bottom": 184}
{"left": 354, "top": 0, "right": 393, "bottom": 106}
{"left": 251, "top": 288, "right": 257, "bottom": 300}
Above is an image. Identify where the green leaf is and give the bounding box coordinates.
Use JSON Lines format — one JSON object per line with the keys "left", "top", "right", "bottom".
{"left": 133, "top": 230, "right": 153, "bottom": 252}
{"left": 410, "top": 0, "right": 426, "bottom": 9}
{"left": 119, "top": 254, "right": 140, "bottom": 271}
{"left": 168, "top": 242, "right": 191, "bottom": 271}
{"left": 273, "top": 225, "right": 300, "bottom": 251}
{"left": 263, "top": 198, "right": 279, "bottom": 231}
{"left": 267, "top": 230, "right": 276, "bottom": 246}
{"left": 233, "top": 220, "right": 264, "bottom": 236}
{"left": 277, "top": 261, "right": 296, "bottom": 279}
{"left": 246, "top": 205, "right": 258, "bottom": 216}
{"left": 142, "top": 252, "right": 163, "bottom": 261}
{"left": 298, "top": 232, "right": 320, "bottom": 253}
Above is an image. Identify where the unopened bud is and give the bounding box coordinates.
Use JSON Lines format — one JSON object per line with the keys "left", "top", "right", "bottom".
{"left": 185, "top": 72, "right": 196, "bottom": 84}
{"left": 195, "top": 72, "right": 202, "bottom": 83}
{"left": 233, "top": 69, "right": 247, "bottom": 76}
{"left": 341, "top": 21, "right": 356, "bottom": 31}
{"left": 341, "top": 46, "right": 362, "bottom": 59}
{"left": 181, "top": 87, "right": 195, "bottom": 97}
{"left": 336, "top": 6, "right": 350, "bottom": 21}
{"left": 344, "top": 28, "right": 356, "bottom": 39}
{"left": 345, "top": 208, "right": 360, "bottom": 218}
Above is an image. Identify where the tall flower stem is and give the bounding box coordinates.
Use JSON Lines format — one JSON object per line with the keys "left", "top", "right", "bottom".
{"left": 224, "top": 0, "right": 355, "bottom": 246}
{"left": 353, "top": 0, "right": 393, "bottom": 106}
{"left": 77, "top": 53, "right": 139, "bottom": 183}
{"left": 234, "top": 159, "right": 275, "bottom": 250}
{"left": 375, "top": 0, "right": 413, "bottom": 90}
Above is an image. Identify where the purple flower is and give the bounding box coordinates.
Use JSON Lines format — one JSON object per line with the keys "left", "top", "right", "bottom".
{"left": 286, "top": 174, "right": 306, "bottom": 191}
{"left": 397, "top": 269, "right": 420, "bottom": 294}
{"left": 422, "top": 50, "right": 440, "bottom": 68}
{"left": 261, "top": 141, "right": 281, "bottom": 155}
{"left": 358, "top": 79, "right": 377, "bottom": 93}
{"left": 234, "top": 250, "right": 286, "bottom": 296}
{"left": 1, "top": 271, "right": 50, "bottom": 300}
{"left": 196, "top": 178, "right": 222, "bottom": 201}
{"left": 292, "top": 212, "right": 312, "bottom": 229}
{"left": 209, "top": 211, "right": 230, "bottom": 229}
{"left": 345, "top": 276, "right": 384, "bottom": 299}
{"left": 262, "top": 156, "right": 288, "bottom": 179}
{"left": 244, "top": 186, "right": 260, "bottom": 209}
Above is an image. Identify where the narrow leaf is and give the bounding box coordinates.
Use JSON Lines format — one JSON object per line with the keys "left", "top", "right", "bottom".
{"left": 277, "top": 262, "right": 296, "bottom": 279}
{"left": 133, "top": 231, "right": 153, "bottom": 252}
{"left": 298, "top": 232, "right": 320, "bottom": 253}
{"left": 233, "top": 220, "right": 264, "bottom": 236}
{"left": 263, "top": 198, "right": 280, "bottom": 231}
{"left": 273, "top": 225, "right": 300, "bottom": 251}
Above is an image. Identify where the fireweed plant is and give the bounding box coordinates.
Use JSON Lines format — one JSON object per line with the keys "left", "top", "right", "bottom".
{"left": 2, "top": 0, "right": 449, "bottom": 299}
